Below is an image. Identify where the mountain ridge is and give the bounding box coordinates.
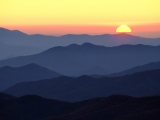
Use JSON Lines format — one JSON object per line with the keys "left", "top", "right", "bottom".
{"left": 0, "top": 41, "right": 43, "bottom": 60}
{"left": 1, "top": 43, "right": 160, "bottom": 76}
{"left": 0, "top": 63, "right": 62, "bottom": 91}
{"left": 0, "top": 94, "right": 160, "bottom": 120}
{"left": 4, "top": 69, "right": 160, "bottom": 102}
{"left": 1, "top": 27, "right": 160, "bottom": 50}
{"left": 109, "top": 61, "right": 160, "bottom": 77}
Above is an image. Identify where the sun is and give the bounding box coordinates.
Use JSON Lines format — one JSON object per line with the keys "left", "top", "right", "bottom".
{"left": 116, "top": 24, "right": 132, "bottom": 33}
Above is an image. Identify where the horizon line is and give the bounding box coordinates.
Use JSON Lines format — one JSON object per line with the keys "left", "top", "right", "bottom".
{"left": 0, "top": 27, "right": 159, "bottom": 39}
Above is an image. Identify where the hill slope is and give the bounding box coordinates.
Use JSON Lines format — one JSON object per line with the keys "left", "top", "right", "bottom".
{"left": 4, "top": 69, "right": 160, "bottom": 102}
{"left": 1, "top": 43, "right": 160, "bottom": 75}
{"left": 0, "top": 95, "right": 160, "bottom": 120}
{"left": 0, "top": 95, "right": 72, "bottom": 120}
{"left": 0, "top": 63, "right": 62, "bottom": 91}
{"left": 46, "top": 95, "right": 160, "bottom": 120}
{"left": 0, "top": 92, "right": 15, "bottom": 99}
{"left": 109, "top": 61, "right": 160, "bottom": 77}
{"left": 0, "top": 41, "right": 43, "bottom": 60}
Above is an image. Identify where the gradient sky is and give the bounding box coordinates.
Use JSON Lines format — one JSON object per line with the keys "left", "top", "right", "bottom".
{"left": 1, "top": 0, "right": 160, "bottom": 37}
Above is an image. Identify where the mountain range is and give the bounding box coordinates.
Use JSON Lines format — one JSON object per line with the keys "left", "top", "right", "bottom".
{"left": 1, "top": 27, "right": 160, "bottom": 120}
{"left": 0, "top": 63, "right": 61, "bottom": 91}
{"left": 4, "top": 69, "right": 160, "bottom": 102}
{"left": 0, "top": 43, "right": 160, "bottom": 75}
{"left": 1, "top": 27, "right": 160, "bottom": 75}
{"left": 0, "top": 94, "right": 160, "bottom": 120}
{"left": 1, "top": 27, "right": 160, "bottom": 50}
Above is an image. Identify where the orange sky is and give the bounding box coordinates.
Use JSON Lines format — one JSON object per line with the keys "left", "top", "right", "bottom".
{"left": 1, "top": 0, "right": 160, "bottom": 38}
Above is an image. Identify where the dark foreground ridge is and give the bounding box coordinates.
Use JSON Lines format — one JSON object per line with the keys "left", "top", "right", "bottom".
{"left": 0, "top": 92, "right": 16, "bottom": 99}
{"left": 0, "top": 94, "right": 160, "bottom": 120}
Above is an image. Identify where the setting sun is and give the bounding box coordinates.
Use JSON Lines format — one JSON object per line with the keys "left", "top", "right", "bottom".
{"left": 116, "top": 24, "right": 132, "bottom": 33}
{"left": 0, "top": 0, "right": 160, "bottom": 37}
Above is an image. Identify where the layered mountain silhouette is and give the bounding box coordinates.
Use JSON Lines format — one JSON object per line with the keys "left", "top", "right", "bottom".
{"left": 0, "top": 63, "right": 62, "bottom": 91}
{"left": 1, "top": 43, "right": 160, "bottom": 75}
{"left": 109, "top": 61, "right": 160, "bottom": 77}
{"left": 1, "top": 27, "right": 160, "bottom": 50}
{"left": 0, "top": 41, "right": 43, "bottom": 60}
{"left": 4, "top": 69, "right": 160, "bottom": 102}
{"left": 1, "top": 27, "right": 160, "bottom": 119}
{"left": 0, "top": 94, "right": 160, "bottom": 120}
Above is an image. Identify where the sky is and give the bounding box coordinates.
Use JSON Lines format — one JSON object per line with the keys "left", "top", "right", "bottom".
{"left": 1, "top": 0, "right": 160, "bottom": 38}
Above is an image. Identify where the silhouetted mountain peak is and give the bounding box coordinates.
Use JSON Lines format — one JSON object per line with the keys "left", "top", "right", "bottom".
{"left": 0, "top": 63, "right": 49, "bottom": 71}
{"left": 0, "top": 27, "right": 10, "bottom": 31}
{"left": 67, "top": 43, "right": 101, "bottom": 49}
{"left": 116, "top": 33, "right": 137, "bottom": 37}
{"left": 0, "top": 27, "right": 25, "bottom": 34}
{"left": 42, "top": 42, "right": 100, "bottom": 54}
{"left": 67, "top": 43, "right": 80, "bottom": 48}
{"left": 0, "top": 27, "right": 27, "bottom": 37}
{"left": 117, "top": 33, "right": 130, "bottom": 35}
{"left": 61, "top": 34, "right": 90, "bottom": 37}
{"left": 0, "top": 66, "right": 14, "bottom": 71}
{"left": 82, "top": 42, "right": 96, "bottom": 47}
{"left": 19, "top": 63, "right": 44, "bottom": 69}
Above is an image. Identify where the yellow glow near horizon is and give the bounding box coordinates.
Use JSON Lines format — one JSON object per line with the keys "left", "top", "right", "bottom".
{"left": 116, "top": 25, "right": 132, "bottom": 33}
{"left": 1, "top": 0, "right": 160, "bottom": 26}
